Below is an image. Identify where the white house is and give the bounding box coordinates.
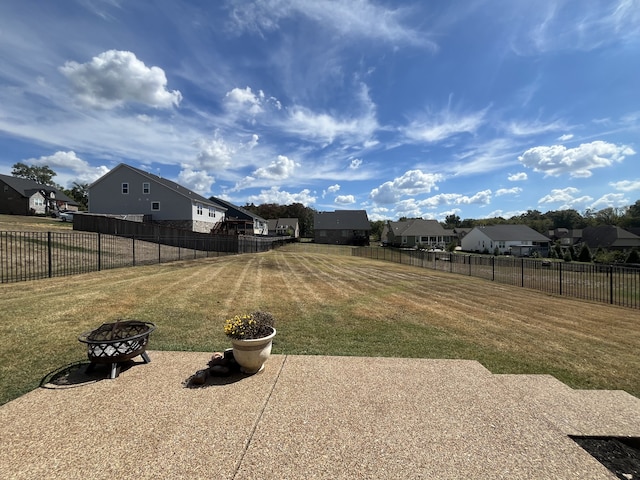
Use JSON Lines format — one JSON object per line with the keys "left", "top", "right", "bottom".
{"left": 461, "top": 224, "right": 550, "bottom": 256}
{"left": 88, "top": 163, "right": 226, "bottom": 233}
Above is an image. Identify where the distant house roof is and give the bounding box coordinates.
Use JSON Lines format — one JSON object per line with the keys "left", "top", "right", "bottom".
{"left": 210, "top": 197, "right": 266, "bottom": 222}
{"left": 0, "top": 173, "right": 78, "bottom": 205}
{"left": 582, "top": 225, "right": 640, "bottom": 249}
{"left": 276, "top": 218, "right": 299, "bottom": 228}
{"left": 473, "top": 225, "right": 550, "bottom": 243}
{"left": 314, "top": 210, "right": 370, "bottom": 230}
{"left": 388, "top": 219, "right": 449, "bottom": 237}
{"left": 91, "top": 164, "right": 224, "bottom": 210}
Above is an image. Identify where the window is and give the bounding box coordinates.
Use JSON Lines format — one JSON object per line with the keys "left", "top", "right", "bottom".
{"left": 151, "top": 202, "right": 160, "bottom": 211}
{"left": 143, "top": 182, "right": 150, "bottom": 194}
{"left": 196, "top": 203, "right": 203, "bottom": 215}
{"left": 209, "top": 209, "right": 215, "bottom": 218}
{"left": 122, "top": 183, "right": 129, "bottom": 194}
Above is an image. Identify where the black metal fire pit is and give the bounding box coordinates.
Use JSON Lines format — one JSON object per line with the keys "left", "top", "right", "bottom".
{"left": 78, "top": 320, "right": 156, "bottom": 379}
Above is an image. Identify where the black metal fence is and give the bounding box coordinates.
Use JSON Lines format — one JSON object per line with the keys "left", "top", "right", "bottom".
{"left": 351, "top": 247, "right": 639, "bottom": 309}
{"left": 0, "top": 231, "right": 287, "bottom": 284}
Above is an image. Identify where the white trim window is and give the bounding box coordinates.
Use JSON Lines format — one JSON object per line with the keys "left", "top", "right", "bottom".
{"left": 196, "top": 203, "right": 203, "bottom": 215}
{"left": 122, "top": 183, "right": 129, "bottom": 194}
{"left": 143, "top": 182, "right": 150, "bottom": 194}
{"left": 151, "top": 201, "right": 160, "bottom": 211}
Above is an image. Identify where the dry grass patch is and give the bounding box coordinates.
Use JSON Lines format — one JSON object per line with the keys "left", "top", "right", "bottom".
{"left": 1, "top": 249, "right": 639, "bottom": 405}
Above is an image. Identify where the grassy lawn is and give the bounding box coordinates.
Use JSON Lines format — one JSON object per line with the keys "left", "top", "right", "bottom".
{"left": 1, "top": 248, "right": 640, "bottom": 405}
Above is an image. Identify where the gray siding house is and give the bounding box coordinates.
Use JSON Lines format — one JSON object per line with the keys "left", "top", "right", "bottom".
{"left": 88, "top": 163, "right": 226, "bottom": 233}
{"left": 461, "top": 224, "right": 550, "bottom": 256}
{"left": 314, "top": 210, "right": 370, "bottom": 245}
{"left": 0, "top": 173, "right": 78, "bottom": 216}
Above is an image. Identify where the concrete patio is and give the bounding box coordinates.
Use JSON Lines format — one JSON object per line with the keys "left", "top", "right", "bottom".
{"left": 1, "top": 352, "right": 639, "bottom": 479}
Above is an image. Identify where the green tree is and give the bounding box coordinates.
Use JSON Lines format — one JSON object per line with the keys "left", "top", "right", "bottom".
{"left": 11, "top": 163, "right": 56, "bottom": 185}
{"left": 577, "top": 244, "right": 592, "bottom": 263}
{"left": 626, "top": 249, "right": 640, "bottom": 264}
{"left": 369, "top": 220, "right": 385, "bottom": 241}
{"left": 443, "top": 214, "right": 460, "bottom": 228}
{"left": 67, "top": 182, "right": 89, "bottom": 210}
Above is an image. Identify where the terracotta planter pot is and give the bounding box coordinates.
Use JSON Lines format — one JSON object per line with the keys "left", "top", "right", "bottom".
{"left": 230, "top": 327, "right": 276, "bottom": 374}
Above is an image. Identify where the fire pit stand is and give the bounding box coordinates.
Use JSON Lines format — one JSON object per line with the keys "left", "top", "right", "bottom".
{"left": 78, "top": 320, "right": 156, "bottom": 379}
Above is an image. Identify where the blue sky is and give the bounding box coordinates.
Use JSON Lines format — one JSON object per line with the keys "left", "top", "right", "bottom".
{"left": 1, "top": 0, "right": 639, "bottom": 221}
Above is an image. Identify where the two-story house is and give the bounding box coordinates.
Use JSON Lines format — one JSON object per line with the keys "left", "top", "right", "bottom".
{"left": 88, "top": 163, "right": 226, "bottom": 233}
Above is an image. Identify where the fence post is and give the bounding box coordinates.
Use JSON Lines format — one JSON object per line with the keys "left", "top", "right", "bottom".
{"left": 559, "top": 262, "right": 562, "bottom": 296}
{"left": 609, "top": 265, "right": 614, "bottom": 305}
{"left": 521, "top": 258, "right": 525, "bottom": 287}
{"left": 492, "top": 256, "right": 495, "bottom": 281}
{"left": 97, "top": 233, "right": 101, "bottom": 271}
{"left": 47, "top": 231, "right": 52, "bottom": 278}
{"left": 132, "top": 236, "right": 136, "bottom": 267}
{"left": 158, "top": 236, "right": 161, "bottom": 264}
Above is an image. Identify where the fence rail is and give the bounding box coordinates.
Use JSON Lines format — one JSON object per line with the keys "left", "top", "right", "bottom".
{"left": 284, "top": 244, "right": 640, "bottom": 309}
{"left": 0, "top": 231, "right": 287, "bottom": 284}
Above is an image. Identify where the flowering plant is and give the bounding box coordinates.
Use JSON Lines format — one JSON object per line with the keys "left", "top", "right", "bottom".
{"left": 224, "top": 311, "right": 275, "bottom": 340}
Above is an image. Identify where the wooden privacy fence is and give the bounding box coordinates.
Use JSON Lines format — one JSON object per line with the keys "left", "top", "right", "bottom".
{"left": 0, "top": 231, "right": 287, "bottom": 284}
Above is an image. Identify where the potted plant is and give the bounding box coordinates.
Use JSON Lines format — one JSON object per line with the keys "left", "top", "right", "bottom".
{"left": 224, "top": 311, "right": 276, "bottom": 374}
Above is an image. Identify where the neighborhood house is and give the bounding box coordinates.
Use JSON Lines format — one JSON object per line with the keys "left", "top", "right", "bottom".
{"left": 0, "top": 173, "right": 78, "bottom": 216}
{"left": 88, "top": 163, "right": 226, "bottom": 234}
{"left": 314, "top": 210, "right": 370, "bottom": 245}
{"left": 383, "top": 218, "right": 454, "bottom": 249}
{"left": 461, "top": 224, "right": 550, "bottom": 256}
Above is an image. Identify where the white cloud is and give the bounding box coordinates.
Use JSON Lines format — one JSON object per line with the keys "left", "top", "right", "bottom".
{"left": 196, "top": 131, "right": 236, "bottom": 170}
{"left": 327, "top": 184, "right": 340, "bottom": 193}
{"left": 349, "top": 158, "right": 363, "bottom": 170}
{"left": 60, "top": 50, "right": 182, "bottom": 109}
{"left": 370, "top": 169, "right": 443, "bottom": 205}
{"left": 403, "top": 107, "right": 487, "bottom": 143}
{"left": 506, "top": 119, "right": 566, "bottom": 136}
{"left": 224, "top": 86, "right": 264, "bottom": 116}
{"left": 538, "top": 187, "right": 593, "bottom": 210}
{"left": 284, "top": 104, "right": 377, "bottom": 146}
{"left": 26, "top": 150, "right": 109, "bottom": 185}
{"left": 275, "top": 82, "right": 378, "bottom": 147}
{"left": 558, "top": 133, "right": 574, "bottom": 141}
{"left": 177, "top": 168, "right": 215, "bottom": 195}
{"left": 420, "top": 190, "right": 492, "bottom": 208}
{"left": 335, "top": 194, "right": 355, "bottom": 205}
{"left": 247, "top": 186, "right": 316, "bottom": 206}
{"left": 508, "top": 172, "right": 528, "bottom": 181}
{"left": 518, "top": 141, "right": 634, "bottom": 178}
{"left": 495, "top": 187, "right": 522, "bottom": 196}
{"left": 610, "top": 179, "right": 640, "bottom": 191}
{"left": 253, "top": 155, "right": 298, "bottom": 180}
{"left": 228, "top": 0, "right": 436, "bottom": 50}
{"left": 590, "top": 193, "right": 629, "bottom": 210}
